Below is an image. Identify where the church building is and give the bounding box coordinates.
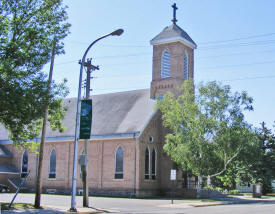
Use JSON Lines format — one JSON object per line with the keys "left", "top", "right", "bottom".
{"left": 0, "top": 4, "right": 197, "bottom": 197}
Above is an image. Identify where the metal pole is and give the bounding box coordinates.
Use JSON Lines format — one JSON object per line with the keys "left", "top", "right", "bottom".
{"left": 70, "top": 58, "right": 84, "bottom": 212}
{"left": 70, "top": 29, "right": 123, "bottom": 211}
{"left": 9, "top": 171, "right": 30, "bottom": 209}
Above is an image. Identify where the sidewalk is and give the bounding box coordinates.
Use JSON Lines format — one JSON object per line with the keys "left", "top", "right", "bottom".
{"left": 1, "top": 194, "right": 275, "bottom": 213}
{"left": 1, "top": 205, "right": 115, "bottom": 214}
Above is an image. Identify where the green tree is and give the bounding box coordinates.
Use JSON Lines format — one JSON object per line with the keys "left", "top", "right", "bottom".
{"left": 219, "top": 122, "right": 275, "bottom": 194}
{"left": 216, "top": 130, "right": 260, "bottom": 190}
{"left": 157, "top": 80, "right": 255, "bottom": 189}
{"left": 0, "top": 0, "right": 70, "bottom": 146}
{"left": 252, "top": 122, "right": 275, "bottom": 193}
{"left": 237, "top": 122, "right": 275, "bottom": 194}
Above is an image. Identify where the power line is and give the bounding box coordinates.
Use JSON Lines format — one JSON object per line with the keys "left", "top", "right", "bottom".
{"left": 197, "top": 49, "right": 275, "bottom": 59}
{"left": 53, "top": 48, "right": 275, "bottom": 67}
{"left": 198, "top": 32, "right": 275, "bottom": 45}
{"left": 55, "top": 60, "right": 78, "bottom": 66}
{"left": 95, "top": 52, "right": 151, "bottom": 59}
{"left": 89, "top": 75, "right": 275, "bottom": 93}
{"left": 53, "top": 58, "right": 275, "bottom": 70}
{"left": 221, "top": 75, "right": 275, "bottom": 82}
{"left": 66, "top": 40, "right": 149, "bottom": 48}
{"left": 199, "top": 39, "right": 275, "bottom": 50}
{"left": 66, "top": 32, "right": 275, "bottom": 47}
{"left": 198, "top": 60, "right": 275, "bottom": 70}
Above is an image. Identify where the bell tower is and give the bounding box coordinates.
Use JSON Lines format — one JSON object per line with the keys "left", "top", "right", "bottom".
{"left": 150, "top": 3, "right": 197, "bottom": 99}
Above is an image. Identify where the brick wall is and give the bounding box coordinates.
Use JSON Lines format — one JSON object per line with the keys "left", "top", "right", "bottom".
{"left": 150, "top": 41, "right": 194, "bottom": 98}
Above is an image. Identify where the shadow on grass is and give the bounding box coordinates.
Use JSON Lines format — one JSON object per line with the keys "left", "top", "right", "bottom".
{"left": 1, "top": 203, "right": 36, "bottom": 211}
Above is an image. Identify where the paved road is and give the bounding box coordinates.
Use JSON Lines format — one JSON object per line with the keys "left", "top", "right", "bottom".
{"left": 1, "top": 193, "right": 275, "bottom": 213}
{"left": 182, "top": 203, "right": 275, "bottom": 214}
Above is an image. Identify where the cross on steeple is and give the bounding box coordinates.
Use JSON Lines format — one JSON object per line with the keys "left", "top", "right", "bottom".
{"left": 171, "top": 3, "right": 178, "bottom": 24}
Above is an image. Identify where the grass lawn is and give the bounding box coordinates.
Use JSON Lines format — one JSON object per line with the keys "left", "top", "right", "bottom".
{"left": 1, "top": 203, "right": 36, "bottom": 211}
{"left": 237, "top": 192, "right": 275, "bottom": 199}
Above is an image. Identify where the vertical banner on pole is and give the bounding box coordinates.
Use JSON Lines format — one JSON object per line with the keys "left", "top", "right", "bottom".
{"left": 79, "top": 99, "right": 92, "bottom": 139}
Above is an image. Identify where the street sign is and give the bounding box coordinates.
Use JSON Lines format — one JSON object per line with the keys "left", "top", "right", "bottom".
{"left": 170, "top": 169, "right": 176, "bottom": 180}
{"left": 79, "top": 99, "right": 92, "bottom": 139}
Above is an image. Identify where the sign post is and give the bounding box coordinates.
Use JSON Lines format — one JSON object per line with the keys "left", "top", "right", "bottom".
{"left": 170, "top": 169, "right": 176, "bottom": 204}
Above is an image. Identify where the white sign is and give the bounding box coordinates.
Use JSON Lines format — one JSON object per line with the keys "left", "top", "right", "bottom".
{"left": 170, "top": 169, "right": 176, "bottom": 180}
{"left": 256, "top": 185, "right": 261, "bottom": 194}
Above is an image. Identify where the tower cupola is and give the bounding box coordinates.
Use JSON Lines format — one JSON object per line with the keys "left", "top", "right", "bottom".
{"left": 150, "top": 3, "right": 196, "bottom": 99}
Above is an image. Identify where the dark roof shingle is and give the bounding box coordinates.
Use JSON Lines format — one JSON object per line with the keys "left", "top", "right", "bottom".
{"left": 0, "top": 89, "right": 156, "bottom": 141}
{"left": 151, "top": 24, "right": 197, "bottom": 48}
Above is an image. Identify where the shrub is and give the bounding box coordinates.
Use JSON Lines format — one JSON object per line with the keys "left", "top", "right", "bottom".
{"left": 229, "top": 189, "right": 241, "bottom": 195}
{"left": 203, "top": 186, "right": 215, "bottom": 191}
{"left": 215, "top": 187, "right": 223, "bottom": 192}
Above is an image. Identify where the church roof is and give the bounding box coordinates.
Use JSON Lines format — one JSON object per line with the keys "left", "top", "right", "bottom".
{"left": 150, "top": 23, "right": 197, "bottom": 49}
{"left": 0, "top": 144, "right": 12, "bottom": 157}
{"left": 0, "top": 89, "right": 156, "bottom": 142}
{"left": 0, "top": 163, "right": 19, "bottom": 174}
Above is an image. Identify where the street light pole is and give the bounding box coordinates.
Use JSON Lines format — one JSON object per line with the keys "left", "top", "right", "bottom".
{"left": 70, "top": 29, "right": 124, "bottom": 212}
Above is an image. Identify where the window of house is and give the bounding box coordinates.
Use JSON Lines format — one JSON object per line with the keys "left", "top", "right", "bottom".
{"left": 21, "top": 150, "right": 28, "bottom": 178}
{"left": 152, "top": 149, "right": 157, "bottom": 180}
{"left": 145, "top": 147, "right": 150, "bottom": 179}
{"left": 161, "top": 50, "right": 171, "bottom": 78}
{"left": 184, "top": 52, "right": 189, "bottom": 80}
{"left": 115, "top": 147, "right": 123, "bottom": 179}
{"left": 49, "top": 149, "right": 56, "bottom": 179}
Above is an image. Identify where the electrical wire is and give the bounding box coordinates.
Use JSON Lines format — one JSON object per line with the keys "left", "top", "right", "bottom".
{"left": 198, "top": 60, "right": 275, "bottom": 70}
{"left": 90, "top": 74, "right": 275, "bottom": 92}
{"left": 66, "top": 32, "right": 275, "bottom": 47}
{"left": 198, "top": 32, "right": 275, "bottom": 45}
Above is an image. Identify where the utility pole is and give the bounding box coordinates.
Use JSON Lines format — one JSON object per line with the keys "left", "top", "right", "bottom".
{"left": 35, "top": 38, "right": 56, "bottom": 208}
{"left": 81, "top": 58, "right": 99, "bottom": 207}
{"left": 70, "top": 29, "right": 123, "bottom": 212}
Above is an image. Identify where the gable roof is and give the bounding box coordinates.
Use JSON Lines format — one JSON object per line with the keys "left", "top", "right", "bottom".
{"left": 150, "top": 23, "right": 197, "bottom": 49}
{"left": 0, "top": 145, "right": 12, "bottom": 157}
{"left": 0, "top": 164, "right": 19, "bottom": 174}
{"left": 0, "top": 89, "right": 156, "bottom": 142}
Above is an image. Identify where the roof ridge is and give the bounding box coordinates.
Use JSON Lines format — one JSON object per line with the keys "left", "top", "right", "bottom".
{"left": 150, "top": 23, "right": 197, "bottom": 48}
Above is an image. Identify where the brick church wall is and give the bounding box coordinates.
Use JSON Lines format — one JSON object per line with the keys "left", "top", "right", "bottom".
{"left": 2, "top": 137, "right": 138, "bottom": 196}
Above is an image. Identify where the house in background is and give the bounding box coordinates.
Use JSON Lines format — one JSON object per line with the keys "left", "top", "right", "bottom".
{"left": 0, "top": 4, "right": 197, "bottom": 197}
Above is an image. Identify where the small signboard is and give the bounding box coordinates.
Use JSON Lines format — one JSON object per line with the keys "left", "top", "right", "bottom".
{"left": 170, "top": 169, "right": 176, "bottom": 180}
{"left": 79, "top": 99, "right": 92, "bottom": 139}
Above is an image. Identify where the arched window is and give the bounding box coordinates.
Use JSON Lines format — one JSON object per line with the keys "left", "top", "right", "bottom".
{"left": 21, "top": 150, "right": 28, "bottom": 178}
{"left": 161, "top": 50, "right": 171, "bottom": 78}
{"left": 184, "top": 52, "right": 189, "bottom": 80}
{"left": 49, "top": 149, "right": 56, "bottom": 179}
{"left": 151, "top": 149, "right": 157, "bottom": 180}
{"left": 115, "top": 147, "right": 123, "bottom": 179}
{"left": 145, "top": 147, "right": 150, "bottom": 179}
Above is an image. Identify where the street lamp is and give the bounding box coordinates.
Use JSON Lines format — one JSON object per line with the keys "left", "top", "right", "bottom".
{"left": 70, "top": 29, "right": 124, "bottom": 211}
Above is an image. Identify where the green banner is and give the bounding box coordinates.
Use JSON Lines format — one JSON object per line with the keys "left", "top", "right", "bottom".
{"left": 79, "top": 99, "right": 92, "bottom": 139}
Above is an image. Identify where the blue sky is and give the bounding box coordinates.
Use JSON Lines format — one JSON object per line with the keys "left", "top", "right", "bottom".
{"left": 46, "top": 0, "right": 275, "bottom": 129}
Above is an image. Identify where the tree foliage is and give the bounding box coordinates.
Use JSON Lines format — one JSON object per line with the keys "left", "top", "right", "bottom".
{"left": 217, "top": 122, "right": 275, "bottom": 194}
{"left": 0, "top": 0, "right": 70, "bottom": 146}
{"left": 157, "top": 80, "right": 256, "bottom": 183}
{"left": 252, "top": 122, "right": 275, "bottom": 193}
